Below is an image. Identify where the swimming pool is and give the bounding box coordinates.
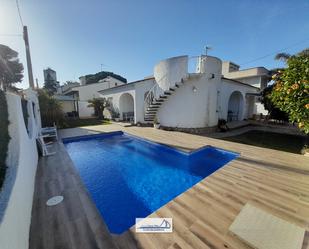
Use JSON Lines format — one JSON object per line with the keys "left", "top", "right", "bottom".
{"left": 63, "top": 131, "right": 238, "bottom": 234}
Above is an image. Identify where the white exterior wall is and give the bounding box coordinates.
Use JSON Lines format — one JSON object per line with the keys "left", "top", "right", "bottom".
{"left": 98, "top": 55, "right": 262, "bottom": 128}
{"left": 157, "top": 74, "right": 220, "bottom": 128}
{"left": 60, "top": 100, "right": 75, "bottom": 113}
{"left": 73, "top": 79, "right": 126, "bottom": 101}
{"left": 0, "top": 90, "right": 40, "bottom": 249}
{"left": 235, "top": 76, "right": 261, "bottom": 88}
{"left": 219, "top": 80, "right": 259, "bottom": 121}
{"left": 78, "top": 101, "right": 94, "bottom": 118}
{"left": 99, "top": 79, "right": 155, "bottom": 123}
{"left": 100, "top": 88, "right": 135, "bottom": 121}
{"left": 134, "top": 79, "right": 155, "bottom": 123}
{"left": 196, "top": 56, "right": 222, "bottom": 75}
{"left": 154, "top": 56, "right": 188, "bottom": 91}
{"left": 222, "top": 61, "right": 240, "bottom": 74}
{"left": 24, "top": 89, "right": 42, "bottom": 135}
{"left": 157, "top": 76, "right": 258, "bottom": 128}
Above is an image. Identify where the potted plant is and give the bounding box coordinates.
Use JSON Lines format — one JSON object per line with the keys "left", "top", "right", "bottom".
{"left": 153, "top": 116, "right": 160, "bottom": 129}
{"left": 217, "top": 119, "right": 229, "bottom": 132}
{"left": 301, "top": 145, "right": 309, "bottom": 157}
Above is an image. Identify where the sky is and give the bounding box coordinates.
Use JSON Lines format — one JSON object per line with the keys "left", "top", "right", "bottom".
{"left": 0, "top": 0, "right": 309, "bottom": 89}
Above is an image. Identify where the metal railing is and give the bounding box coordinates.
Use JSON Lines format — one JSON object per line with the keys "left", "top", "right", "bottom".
{"left": 143, "top": 83, "right": 165, "bottom": 115}
{"left": 143, "top": 56, "right": 201, "bottom": 117}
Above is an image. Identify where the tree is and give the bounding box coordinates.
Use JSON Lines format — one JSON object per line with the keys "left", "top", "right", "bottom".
{"left": 37, "top": 89, "right": 64, "bottom": 127}
{"left": 82, "top": 71, "right": 127, "bottom": 84}
{"left": 88, "top": 98, "right": 109, "bottom": 120}
{"left": 274, "top": 48, "right": 309, "bottom": 62}
{"left": 44, "top": 73, "right": 58, "bottom": 95}
{"left": 0, "top": 44, "right": 23, "bottom": 90}
{"left": 271, "top": 49, "right": 309, "bottom": 133}
{"left": 261, "top": 85, "right": 289, "bottom": 122}
{"left": 64, "top": 80, "right": 79, "bottom": 85}
{"left": 274, "top": 52, "right": 291, "bottom": 62}
{"left": 0, "top": 90, "right": 10, "bottom": 189}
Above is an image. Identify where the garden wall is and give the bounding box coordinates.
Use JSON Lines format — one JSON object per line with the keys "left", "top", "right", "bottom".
{"left": 0, "top": 90, "right": 41, "bottom": 249}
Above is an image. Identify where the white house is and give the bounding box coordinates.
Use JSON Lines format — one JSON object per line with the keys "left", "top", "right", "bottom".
{"left": 53, "top": 95, "right": 78, "bottom": 116}
{"left": 222, "top": 61, "right": 270, "bottom": 115}
{"left": 222, "top": 61, "right": 270, "bottom": 90}
{"left": 56, "top": 76, "right": 126, "bottom": 117}
{"left": 98, "top": 55, "right": 270, "bottom": 131}
{"left": 64, "top": 76, "right": 126, "bottom": 101}
{"left": 56, "top": 81, "right": 80, "bottom": 94}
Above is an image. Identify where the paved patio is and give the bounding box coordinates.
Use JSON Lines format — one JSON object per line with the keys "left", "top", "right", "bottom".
{"left": 29, "top": 124, "right": 309, "bottom": 249}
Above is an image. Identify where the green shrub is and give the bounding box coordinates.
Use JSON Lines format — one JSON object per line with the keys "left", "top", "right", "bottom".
{"left": 37, "top": 89, "right": 65, "bottom": 127}
{"left": 62, "top": 118, "right": 111, "bottom": 128}
{"left": 83, "top": 71, "right": 127, "bottom": 84}
{"left": 270, "top": 54, "right": 309, "bottom": 133}
{"left": 88, "top": 98, "right": 109, "bottom": 120}
{"left": 0, "top": 90, "right": 10, "bottom": 189}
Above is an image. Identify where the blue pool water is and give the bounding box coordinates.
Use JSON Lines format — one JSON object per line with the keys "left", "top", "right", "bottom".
{"left": 63, "top": 131, "right": 238, "bottom": 234}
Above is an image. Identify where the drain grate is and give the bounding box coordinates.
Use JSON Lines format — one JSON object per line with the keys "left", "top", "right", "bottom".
{"left": 46, "top": 196, "right": 64, "bottom": 206}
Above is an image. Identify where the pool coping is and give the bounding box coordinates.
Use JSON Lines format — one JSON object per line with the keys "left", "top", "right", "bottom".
{"left": 61, "top": 130, "right": 239, "bottom": 234}
{"left": 62, "top": 130, "right": 240, "bottom": 158}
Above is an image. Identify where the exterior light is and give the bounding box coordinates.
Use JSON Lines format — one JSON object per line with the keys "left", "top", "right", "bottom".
{"left": 192, "top": 86, "right": 197, "bottom": 93}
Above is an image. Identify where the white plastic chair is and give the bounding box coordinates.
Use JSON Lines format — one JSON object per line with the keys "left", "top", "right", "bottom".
{"left": 41, "top": 123, "right": 58, "bottom": 141}
{"left": 37, "top": 136, "right": 56, "bottom": 156}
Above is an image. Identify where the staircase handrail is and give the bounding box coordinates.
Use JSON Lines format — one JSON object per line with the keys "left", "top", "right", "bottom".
{"left": 144, "top": 83, "right": 164, "bottom": 114}
{"left": 143, "top": 74, "right": 169, "bottom": 115}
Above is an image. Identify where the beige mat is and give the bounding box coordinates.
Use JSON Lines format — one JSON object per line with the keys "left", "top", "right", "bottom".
{"left": 229, "top": 203, "right": 305, "bottom": 249}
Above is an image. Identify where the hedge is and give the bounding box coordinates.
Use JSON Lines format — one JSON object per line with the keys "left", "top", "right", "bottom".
{"left": 0, "top": 90, "right": 10, "bottom": 189}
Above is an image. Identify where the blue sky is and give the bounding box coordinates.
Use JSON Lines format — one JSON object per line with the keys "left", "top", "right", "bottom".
{"left": 1, "top": 0, "right": 309, "bottom": 88}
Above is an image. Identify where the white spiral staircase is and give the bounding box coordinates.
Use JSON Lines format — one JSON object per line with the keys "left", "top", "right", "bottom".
{"left": 144, "top": 76, "right": 187, "bottom": 122}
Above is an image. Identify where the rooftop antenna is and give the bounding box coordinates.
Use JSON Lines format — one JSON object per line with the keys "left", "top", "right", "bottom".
{"left": 100, "top": 63, "right": 109, "bottom": 72}
{"left": 204, "top": 45, "right": 212, "bottom": 56}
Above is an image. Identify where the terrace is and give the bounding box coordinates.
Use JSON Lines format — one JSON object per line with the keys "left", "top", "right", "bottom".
{"left": 29, "top": 124, "right": 309, "bottom": 249}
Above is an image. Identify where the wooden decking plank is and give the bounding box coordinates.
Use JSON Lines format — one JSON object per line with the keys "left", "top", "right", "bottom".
{"left": 28, "top": 125, "right": 309, "bottom": 249}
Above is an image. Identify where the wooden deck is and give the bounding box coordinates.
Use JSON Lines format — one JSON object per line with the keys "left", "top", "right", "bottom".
{"left": 29, "top": 124, "right": 309, "bottom": 249}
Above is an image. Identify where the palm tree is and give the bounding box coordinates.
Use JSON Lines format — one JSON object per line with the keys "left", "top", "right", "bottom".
{"left": 274, "top": 48, "right": 309, "bottom": 61}
{"left": 88, "top": 98, "right": 109, "bottom": 120}
{"left": 274, "top": 52, "right": 291, "bottom": 61}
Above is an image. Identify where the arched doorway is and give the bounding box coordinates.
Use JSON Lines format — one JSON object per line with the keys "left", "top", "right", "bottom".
{"left": 119, "top": 93, "right": 134, "bottom": 122}
{"left": 227, "top": 91, "right": 244, "bottom": 122}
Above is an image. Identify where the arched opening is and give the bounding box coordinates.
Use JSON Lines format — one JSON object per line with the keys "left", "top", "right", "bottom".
{"left": 227, "top": 91, "right": 244, "bottom": 122}
{"left": 119, "top": 93, "right": 134, "bottom": 122}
